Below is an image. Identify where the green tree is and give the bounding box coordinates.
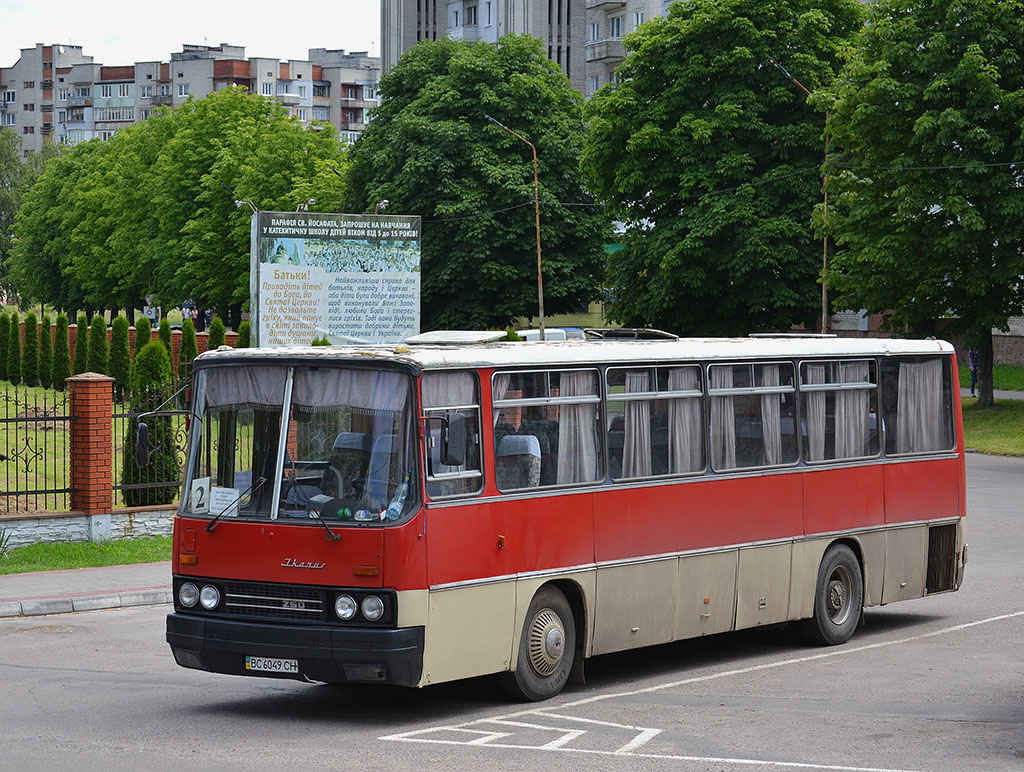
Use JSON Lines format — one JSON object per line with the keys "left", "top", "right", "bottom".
{"left": 0, "top": 313, "right": 8, "bottom": 381}
{"left": 177, "top": 317, "right": 197, "bottom": 384}
{"left": 0, "top": 129, "right": 23, "bottom": 302}
{"left": 121, "top": 340, "right": 177, "bottom": 506}
{"left": 51, "top": 313, "right": 71, "bottom": 391}
{"left": 7, "top": 312, "right": 21, "bottom": 385}
{"left": 38, "top": 314, "right": 52, "bottom": 389}
{"left": 73, "top": 312, "right": 89, "bottom": 375}
{"left": 235, "top": 319, "right": 251, "bottom": 348}
{"left": 21, "top": 312, "right": 39, "bottom": 387}
{"left": 207, "top": 316, "right": 226, "bottom": 350}
{"left": 158, "top": 317, "right": 173, "bottom": 365}
{"left": 133, "top": 315, "right": 152, "bottom": 359}
{"left": 582, "top": 0, "right": 865, "bottom": 335}
{"left": 823, "top": 0, "right": 1024, "bottom": 407}
{"left": 109, "top": 315, "right": 131, "bottom": 402}
{"left": 88, "top": 314, "right": 108, "bottom": 374}
{"left": 345, "top": 36, "right": 608, "bottom": 329}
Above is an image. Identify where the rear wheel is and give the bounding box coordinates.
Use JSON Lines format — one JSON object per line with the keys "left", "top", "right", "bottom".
{"left": 802, "top": 544, "right": 863, "bottom": 646}
{"left": 506, "top": 586, "right": 575, "bottom": 701}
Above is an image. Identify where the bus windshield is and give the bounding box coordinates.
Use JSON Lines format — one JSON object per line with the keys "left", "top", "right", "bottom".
{"left": 181, "top": 364, "right": 419, "bottom": 525}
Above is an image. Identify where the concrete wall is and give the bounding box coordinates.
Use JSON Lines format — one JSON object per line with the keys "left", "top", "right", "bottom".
{"left": 0, "top": 508, "right": 174, "bottom": 550}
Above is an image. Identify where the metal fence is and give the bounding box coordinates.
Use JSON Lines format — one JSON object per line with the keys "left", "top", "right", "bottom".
{"left": 112, "top": 382, "right": 189, "bottom": 508}
{"left": 1, "top": 385, "right": 73, "bottom": 514}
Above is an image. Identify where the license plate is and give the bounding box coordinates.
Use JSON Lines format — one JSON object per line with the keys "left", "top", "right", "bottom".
{"left": 245, "top": 656, "right": 298, "bottom": 674}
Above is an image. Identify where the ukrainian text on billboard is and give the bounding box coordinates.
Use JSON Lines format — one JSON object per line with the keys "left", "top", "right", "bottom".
{"left": 250, "top": 212, "right": 421, "bottom": 346}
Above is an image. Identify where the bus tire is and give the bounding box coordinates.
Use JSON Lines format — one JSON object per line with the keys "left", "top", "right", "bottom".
{"left": 506, "top": 586, "right": 575, "bottom": 701}
{"left": 802, "top": 544, "right": 863, "bottom": 646}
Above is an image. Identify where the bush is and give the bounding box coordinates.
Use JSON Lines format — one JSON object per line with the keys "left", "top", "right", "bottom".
{"left": 7, "top": 312, "right": 21, "bottom": 385}
{"left": 236, "top": 320, "right": 251, "bottom": 348}
{"left": 121, "top": 340, "right": 177, "bottom": 507}
{"left": 51, "top": 314, "right": 70, "bottom": 391}
{"left": 133, "top": 316, "right": 152, "bottom": 359}
{"left": 158, "top": 318, "right": 173, "bottom": 365}
{"left": 207, "top": 316, "right": 226, "bottom": 350}
{"left": 109, "top": 316, "right": 131, "bottom": 402}
{"left": 73, "top": 313, "right": 89, "bottom": 375}
{"left": 88, "top": 315, "right": 108, "bottom": 374}
{"left": 178, "top": 317, "right": 197, "bottom": 384}
{"left": 0, "top": 313, "right": 8, "bottom": 382}
{"left": 37, "top": 315, "right": 53, "bottom": 389}
{"left": 21, "top": 312, "right": 39, "bottom": 387}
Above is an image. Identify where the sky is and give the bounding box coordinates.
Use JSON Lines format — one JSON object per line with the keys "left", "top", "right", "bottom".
{"left": 3, "top": 0, "right": 381, "bottom": 68}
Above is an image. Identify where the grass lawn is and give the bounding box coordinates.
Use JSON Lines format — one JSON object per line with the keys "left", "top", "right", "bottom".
{"left": 958, "top": 364, "right": 1024, "bottom": 391}
{"left": 961, "top": 398, "right": 1024, "bottom": 456}
{"left": 0, "top": 535, "right": 171, "bottom": 575}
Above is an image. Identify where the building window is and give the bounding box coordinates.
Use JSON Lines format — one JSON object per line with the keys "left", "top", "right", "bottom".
{"left": 118, "top": 84, "right": 130, "bottom": 97}
{"left": 466, "top": 5, "right": 477, "bottom": 24}
{"left": 346, "top": 86, "right": 356, "bottom": 99}
{"left": 313, "top": 84, "right": 330, "bottom": 98}
{"left": 3, "top": 91, "right": 15, "bottom": 103}
{"left": 23, "top": 126, "right": 34, "bottom": 134}
{"left": 262, "top": 82, "right": 273, "bottom": 96}
{"left": 610, "top": 16, "right": 623, "bottom": 38}
{"left": 295, "top": 108, "right": 307, "bottom": 120}
{"left": 313, "top": 106, "right": 330, "bottom": 121}
{"left": 590, "top": 22, "right": 599, "bottom": 42}
{"left": 57, "top": 110, "right": 66, "bottom": 122}
{"left": 24, "top": 104, "right": 35, "bottom": 111}
{"left": 141, "top": 109, "right": 151, "bottom": 120}
{"left": 58, "top": 88, "right": 69, "bottom": 100}
{"left": 178, "top": 83, "right": 190, "bottom": 97}
{"left": 1, "top": 114, "right": 14, "bottom": 126}
{"left": 588, "top": 75, "right": 599, "bottom": 96}
{"left": 100, "top": 84, "right": 112, "bottom": 98}
{"left": 634, "top": 11, "right": 645, "bottom": 29}
{"left": 298, "top": 85, "right": 306, "bottom": 97}
{"left": 159, "top": 85, "right": 171, "bottom": 96}
{"left": 140, "top": 85, "right": 152, "bottom": 98}
{"left": 453, "top": 9, "right": 459, "bottom": 26}
{"left": 74, "top": 86, "right": 90, "bottom": 98}
{"left": 363, "top": 85, "right": 376, "bottom": 100}
{"left": 486, "top": 1, "right": 492, "bottom": 25}
{"left": 23, "top": 81, "right": 34, "bottom": 88}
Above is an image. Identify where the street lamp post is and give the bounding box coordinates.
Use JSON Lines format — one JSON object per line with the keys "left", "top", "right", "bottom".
{"left": 768, "top": 57, "right": 830, "bottom": 333}
{"left": 485, "top": 114, "right": 545, "bottom": 340}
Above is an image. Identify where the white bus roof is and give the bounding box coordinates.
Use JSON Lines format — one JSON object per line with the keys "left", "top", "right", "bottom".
{"left": 197, "top": 336, "right": 955, "bottom": 372}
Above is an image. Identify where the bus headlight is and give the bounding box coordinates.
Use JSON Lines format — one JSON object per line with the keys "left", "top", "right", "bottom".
{"left": 199, "top": 584, "right": 221, "bottom": 610}
{"left": 361, "top": 595, "right": 384, "bottom": 622}
{"left": 178, "top": 582, "right": 199, "bottom": 608}
{"left": 335, "top": 594, "right": 357, "bottom": 620}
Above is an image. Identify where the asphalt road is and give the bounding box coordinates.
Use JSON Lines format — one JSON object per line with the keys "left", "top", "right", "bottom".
{"left": 0, "top": 453, "right": 1021, "bottom": 772}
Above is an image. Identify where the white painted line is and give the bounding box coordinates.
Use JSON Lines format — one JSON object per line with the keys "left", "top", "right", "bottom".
{"left": 615, "top": 727, "right": 663, "bottom": 755}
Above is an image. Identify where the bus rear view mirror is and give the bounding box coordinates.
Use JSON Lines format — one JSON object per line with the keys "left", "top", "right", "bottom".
{"left": 135, "top": 421, "right": 149, "bottom": 468}
{"left": 441, "top": 412, "right": 466, "bottom": 466}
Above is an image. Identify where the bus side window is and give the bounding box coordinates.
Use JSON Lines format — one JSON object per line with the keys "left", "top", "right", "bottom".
{"left": 421, "top": 371, "right": 483, "bottom": 499}
{"left": 880, "top": 356, "right": 955, "bottom": 455}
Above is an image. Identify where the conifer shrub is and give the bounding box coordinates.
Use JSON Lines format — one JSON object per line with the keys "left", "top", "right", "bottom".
{"left": 133, "top": 316, "right": 152, "bottom": 359}
{"left": 8, "top": 312, "right": 21, "bottom": 385}
{"left": 21, "top": 312, "right": 39, "bottom": 387}
{"left": 109, "top": 316, "right": 131, "bottom": 402}
{"left": 236, "top": 320, "right": 250, "bottom": 348}
{"left": 121, "top": 340, "right": 177, "bottom": 506}
{"left": 0, "top": 313, "right": 8, "bottom": 381}
{"left": 73, "top": 313, "right": 89, "bottom": 375}
{"left": 158, "top": 318, "right": 173, "bottom": 364}
{"left": 88, "top": 315, "right": 109, "bottom": 374}
{"left": 51, "top": 314, "right": 71, "bottom": 391}
{"left": 38, "top": 315, "right": 53, "bottom": 390}
{"left": 207, "top": 316, "right": 226, "bottom": 350}
{"left": 178, "top": 317, "right": 197, "bottom": 384}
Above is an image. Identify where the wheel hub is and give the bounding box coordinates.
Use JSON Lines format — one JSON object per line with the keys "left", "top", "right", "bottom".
{"left": 527, "top": 609, "right": 565, "bottom": 676}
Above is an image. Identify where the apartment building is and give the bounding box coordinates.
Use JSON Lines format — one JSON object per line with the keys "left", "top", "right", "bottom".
{"left": 1, "top": 42, "right": 382, "bottom": 152}
{"left": 381, "top": 0, "right": 669, "bottom": 97}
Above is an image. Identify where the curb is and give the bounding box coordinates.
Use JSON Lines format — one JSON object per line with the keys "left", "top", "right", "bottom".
{"left": 0, "top": 589, "right": 172, "bottom": 618}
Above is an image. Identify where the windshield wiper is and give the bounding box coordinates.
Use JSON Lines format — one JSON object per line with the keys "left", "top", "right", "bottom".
{"left": 305, "top": 501, "right": 342, "bottom": 542}
{"left": 206, "top": 476, "right": 267, "bottom": 532}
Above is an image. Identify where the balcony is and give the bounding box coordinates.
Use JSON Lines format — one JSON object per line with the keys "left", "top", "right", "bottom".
{"left": 69, "top": 97, "right": 92, "bottom": 107}
{"left": 585, "top": 39, "right": 626, "bottom": 63}
{"left": 276, "top": 92, "right": 301, "bottom": 105}
{"left": 447, "top": 24, "right": 479, "bottom": 43}
{"left": 586, "top": 0, "right": 625, "bottom": 8}
{"left": 41, "top": 123, "right": 53, "bottom": 135}
{"left": 147, "top": 94, "right": 174, "bottom": 105}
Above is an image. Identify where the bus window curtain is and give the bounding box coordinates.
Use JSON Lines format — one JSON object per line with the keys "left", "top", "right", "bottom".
{"left": 492, "top": 373, "right": 511, "bottom": 427}
{"left": 668, "top": 367, "right": 703, "bottom": 473}
{"left": 836, "top": 361, "right": 869, "bottom": 457}
{"left": 557, "top": 371, "right": 599, "bottom": 483}
{"left": 710, "top": 368, "right": 736, "bottom": 469}
{"left": 622, "top": 371, "right": 651, "bottom": 478}
{"left": 760, "top": 365, "right": 782, "bottom": 465}
{"left": 805, "top": 364, "right": 827, "bottom": 461}
{"left": 896, "top": 359, "right": 945, "bottom": 452}
{"left": 422, "top": 371, "right": 476, "bottom": 408}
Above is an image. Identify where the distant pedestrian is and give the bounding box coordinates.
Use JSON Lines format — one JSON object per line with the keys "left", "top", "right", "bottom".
{"left": 969, "top": 348, "right": 979, "bottom": 396}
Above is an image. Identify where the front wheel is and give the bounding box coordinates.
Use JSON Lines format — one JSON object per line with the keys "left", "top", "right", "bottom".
{"left": 801, "top": 544, "right": 863, "bottom": 646}
{"left": 505, "top": 586, "right": 575, "bottom": 701}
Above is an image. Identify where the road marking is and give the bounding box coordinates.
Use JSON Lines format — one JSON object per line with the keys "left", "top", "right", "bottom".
{"left": 382, "top": 610, "right": 1024, "bottom": 770}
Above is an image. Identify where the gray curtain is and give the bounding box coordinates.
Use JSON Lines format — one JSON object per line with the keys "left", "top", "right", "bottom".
{"left": 204, "top": 366, "right": 288, "bottom": 409}
{"left": 760, "top": 364, "right": 782, "bottom": 465}
{"left": 668, "top": 367, "right": 703, "bottom": 473}
{"left": 421, "top": 371, "right": 476, "bottom": 408}
{"left": 835, "top": 361, "right": 870, "bottom": 458}
{"left": 622, "top": 371, "right": 652, "bottom": 478}
{"left": 710, "top": 367, "right": 736, "bottom": 469}
{"left": 557, "top": 371, "right": 600, "bottom": 483}
{"left": 896, "top": 359, "right": 945, "bottom": 452}
{"left": 804, "top": 364, "right": 827, "bottom": 462}
{"left": 491, "top": 373, "right": 512, "bottom": 426}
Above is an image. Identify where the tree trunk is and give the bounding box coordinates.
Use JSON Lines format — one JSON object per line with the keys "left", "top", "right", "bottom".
{"left": 229, "top": 302, "right": 242, "bottom": 331}
{"left": 977, "top": 327, "right": 994, "bottom": 408}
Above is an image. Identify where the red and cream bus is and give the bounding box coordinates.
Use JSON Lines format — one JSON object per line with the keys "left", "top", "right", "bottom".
{"left": 165, "top": 333, "right": 967, "bottom": 700}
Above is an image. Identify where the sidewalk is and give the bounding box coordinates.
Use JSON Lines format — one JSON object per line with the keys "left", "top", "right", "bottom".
{"left": 0, "top": 561, "right": 171, "bottom": 618}
{"left": 960, "top": 387, "right": 1024, "bottom": 400}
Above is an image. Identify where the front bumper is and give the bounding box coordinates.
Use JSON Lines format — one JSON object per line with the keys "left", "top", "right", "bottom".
{"left": 166, "top": 613, "right": 424, "bottom": 686}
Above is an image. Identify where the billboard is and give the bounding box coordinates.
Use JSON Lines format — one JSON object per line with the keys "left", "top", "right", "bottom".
{"left": 249, "top": 211, "right": 421, "bottom": 346}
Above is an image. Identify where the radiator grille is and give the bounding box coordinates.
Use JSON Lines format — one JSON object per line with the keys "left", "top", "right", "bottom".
{"left": 224, "top": 582, "right": 325, "bottom": 622}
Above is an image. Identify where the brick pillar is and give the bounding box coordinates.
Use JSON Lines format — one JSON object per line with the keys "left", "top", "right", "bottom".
{"left": 68, "top": 372, "right": 115, "bottom": 540}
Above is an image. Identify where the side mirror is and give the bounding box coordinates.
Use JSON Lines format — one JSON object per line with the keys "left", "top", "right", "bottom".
{"left": 440, "top": 412, "right": 466, "bottom": 466}
{"left": 135, "top": 421, "right": 149, "bottom": 468}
